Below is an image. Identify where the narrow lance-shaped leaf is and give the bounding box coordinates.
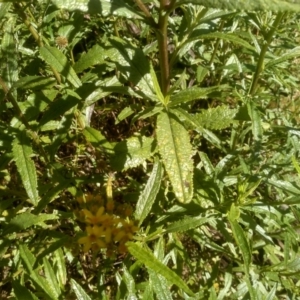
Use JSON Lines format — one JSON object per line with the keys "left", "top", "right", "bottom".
{"left": 40, "top": 45, "right": 81, "bottom": 88}
{"left": 1, "top": 16, "right": 18, "bottom": 98}
{"left": 169, "top": 85, "right": 229, "bottom": 107}
{"left": 166, "top": 216, "right": 210, "bottom": 233}
{"left": 247, "top": 101, "right": 262, "bottom": 141}
{"left": 228, "top": 205, "right": 252, "bottom": 273}
{"left": 70, "top": 279, "right": 92, "bottom": 300}
{"left": 51, "top": 0, "right": 142, "bottom": 18}
{"left": 12, "top": 131, "right": 39, "bottom": 205}
{"left": 135, "top": 161, "right": 163, "bottom": 225}
{"left": 156, "top": 110, "right": 193, "bottom": 203}
{"left": 176, "top": 0, "right": 300, "bottom": 11}
{"left": 108, "top": 37, "right": 156, "bottom": 102}
{"left": 127, "top": 242, "right": 195, "bottom": 297}
{"left": 193, "top": 106, "right": 237, "bottom": 130}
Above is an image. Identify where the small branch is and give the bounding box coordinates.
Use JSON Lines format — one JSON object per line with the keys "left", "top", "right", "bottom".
{"left": 0, "top": 77, "right": 50, "bottom": 164}
{"left": 157, "top": 0, "right": 173, "bottom": 95}
{"left": 134, "top": 0, "right": 157, "bottom": 27}
{"left": 249, "top": 12, "right": 285, "bottom": 95}
{"left": 14, "top": 3, "right": 61, "bottom": 85}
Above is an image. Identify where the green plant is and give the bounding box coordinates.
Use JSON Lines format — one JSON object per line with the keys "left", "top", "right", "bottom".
{"left": 1, "top": 0, "right": 300, "bottom": 299}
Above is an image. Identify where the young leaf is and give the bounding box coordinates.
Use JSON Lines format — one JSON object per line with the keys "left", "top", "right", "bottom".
{"left": 111, "top": 136, "right": 155, "bottom": 171}
{"left": 115, "top": 106, "right": 134, "bottom": 125}
{"left": 73, "top": 44, "right": 105, "bottom": 73}
{"left": 40, "top": 45, "right": 81, "bottom": 88}
{"left": 166, "top": 215, "right": 210, "bottom": 233}
{"left": 127, "top": 242, "right": 195, "bottom": 297}
{"left": 265, "top": 46, "right": 300, "bottom": 69}
{"left": 135, "top": 161, "right": 163, "bottom": 225}
{"left": 122, "top": 264, "right": 137, "bottom": 298}
{"left": 1, "top": 16, "right": 18, "bottom": 92}
{"left": 193, "top": 106, "right": 237, "bottom": 130}
{"left": 176, "top": 0, "right": 300, "bottom": 11}
{"left": 83, "top": 127, "right": 114, "bottom": 152}
{"left": 108, "top": 37, "right": 156, "bottom": 102}
{"left": 0, "top": 3, "right": 11, "bottom": 19}
{"left": 12, "top": 281, "right": 39, "bottom": 300}
{"left": 51, "top": 0, "right": 142, "bottom": 18}
{"left": 150, "top": 63, "right": 165, "bottom": 104}
{"left": 19, "top": 244, "right": 58, "bottom": 300}
{"left": 43, "top": 257, "right": 61, "bottom": 298}
{"left": 169, "top": 85, "right": 228, "bottom": 107}
{"left": 247, "top": 101, "right": 262, "bottom": 141}
{"left": 156, "top": 110, "right": 193, "bottom": 203}
{"left": 4, "top": 212, "right": 57, "bottom": 235}
{"left": 228, "top": 209, "right": 251, "bottom": 273}
{"left": 149, "top": 270, "right": 173, "bottom": 300}
{"left": 71, "top": 279, "right": 92, "bottom": 300}
{"left": 12, "top": 131, "right": 39, "bottom": 205}
{"left": 13, "top": 76, "right": 56, "bottom": 90}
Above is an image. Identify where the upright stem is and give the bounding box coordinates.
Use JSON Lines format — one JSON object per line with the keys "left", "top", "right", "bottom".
{"left": 0, "top": 77, "right": 50, "bottom": 164}
{"left": 157, "top": 0, "right": 173, "bottom": 96}
{"left": 249, "top": 12, "right": 285, "bottom": 95}
{"left": 15, "top": 3, "right": 62, "bottom": 85}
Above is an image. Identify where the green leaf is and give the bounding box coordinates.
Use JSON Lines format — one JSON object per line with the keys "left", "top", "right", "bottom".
{"left": 12, "top": 131, "right": 39, "bottom": 205}
{"left": 40, "top": 45, "right": 81, "bottom": 88}
{"left": 228, "top": 208, "right": 251, "bottom": 273}
{"left": 51, "top": 0, "right": 142, "bottom": 18}
{"left": 111, "top": 136, "right": 155, "bottom": 171}
{"left": 247, "top": 101, "right": 262, "bottom": 141}
{"left": 108, "top": 37, "right": 156, "bottom": 102}
{"left": 149, "top": 270, "right": 173, "bottom": 300}
{"left": 34, "top": 237, "right": 69, "bottom": 268}
{"left": 122, "top": 265, "right": 137, "bottom": 298}
{"left": 19, "top": 244, "right": 58, "bottom": 300}
{"left": 265, "top": 46, "right": 300, "bottom": 69}
{"left": 4, "top": 212, "right": 57, "bottom": 235}
{"left": 193, "top": 106, "right": 237, "bottom": 130}
{"left": 176, "top": 0, "right": 300, "bottom": 11}
{"left": 217, "top": 273, "right": 232, "bottom": 300}
{"left": 191, "top": 32, "right": 254, "bottom": 51}
{"left": 0, "top": 3, "right": 11, "bottom": 19}
{"left": 156, "top": 111, "right": 193, "bottom": 203}
{"left": 1, "top": 15, "right": 18, "bottom": 97}
{"left": 70, "top": 279, "right": 92, "bottom": 300}
{"left": 52, "top": 248, "right": 67, "bottom": 288}
{"left": 135, "top": 161, "right": 163, "bottom": 225}
{"left": 127, "top": 242, "right": 195, "bottom": 297}
{"left": 43, "top": 257, "right": 61, "bottom": 298}
{"left": 115, "top": 106, "right": 134, "bottom": 125}
{"left": 150, "top": 63, "right": 165, "bottom": 104}
{"left": 142, "top": 283, "right": 154, "bottom": 300}
{"left": 12, "top": 281, "right": 39, "bottom": 300}
{"left": 83, "top": 127, "right": 114, "bottom": 152}
{"left": 166, "top": 215, "right": 210, "bottom": 233}
{"left": 13, "top": 76, "right": 56, "bottom": 90}
{"left": 73, "top": 44, "right": 105, "bottom": 73}
{"left": 267, "top": 179, "right": 300, "bottom": 195}
{"left": 169, "top": 85, "right": 229, "bottom": 107}
{"left": 199, "top": 151, "right": 215, "bottom": 175}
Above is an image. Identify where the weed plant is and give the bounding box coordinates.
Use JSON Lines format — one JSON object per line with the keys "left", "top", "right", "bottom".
{"left": 1, "top": 0, "right": 300, "bottom": 299}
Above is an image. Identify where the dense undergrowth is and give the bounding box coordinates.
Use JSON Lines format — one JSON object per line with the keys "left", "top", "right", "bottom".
{"left": 1, "top": 0, "right": 300, "bottom": 299}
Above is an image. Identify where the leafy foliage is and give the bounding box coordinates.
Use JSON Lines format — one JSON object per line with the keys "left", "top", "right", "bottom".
{"left": 0, "top": 0, "right": 300, "bottom": 299}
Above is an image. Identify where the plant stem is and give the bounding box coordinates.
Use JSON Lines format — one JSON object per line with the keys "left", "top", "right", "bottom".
{"left": 134, "top": 0, "right": 156, "bottom": 27}
{"left": 157, "top": 0, "right": 173, "bottom": 96}
{"left": 0, "top": 77, "right": 50, "bottom": 164}
{"left": 14, "top": 3, "right": 62, "bottom": 85}
{"left": 249, "top": 12, "right": 285, "bottom": 95}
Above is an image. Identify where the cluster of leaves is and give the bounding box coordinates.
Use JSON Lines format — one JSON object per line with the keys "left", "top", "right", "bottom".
{"left": 1, "top": 0, "right": 300, "bottom": 299}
